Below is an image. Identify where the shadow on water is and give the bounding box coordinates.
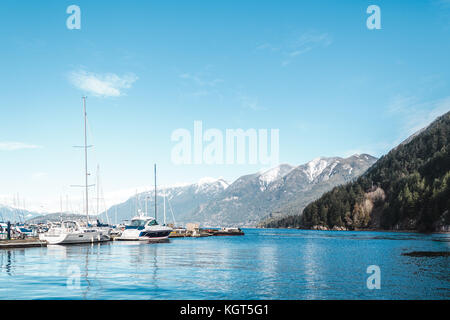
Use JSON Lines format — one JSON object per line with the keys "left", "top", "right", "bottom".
{"left": 402, "top": 251, "right": 450, "bottom": 257}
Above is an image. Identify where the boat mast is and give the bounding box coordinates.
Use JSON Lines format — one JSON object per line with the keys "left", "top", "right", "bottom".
{"left": 163, "top": 191, "right": 166, "bottom": 225}
{"left": 145, "top": 194, "right": 148, "bottom": 217}
{"left": 96, "top": 164, "right": 100, "bottom": 216}
{"left": 154, "top": 164, "right": 157, "bottom": 220}
{"left": 83, "top": 96, "right": 90, "bottom": 226}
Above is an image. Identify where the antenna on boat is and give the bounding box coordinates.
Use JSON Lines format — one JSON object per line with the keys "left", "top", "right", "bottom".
{"left": 154, "top": 164, "right": 157, "bottom": 221}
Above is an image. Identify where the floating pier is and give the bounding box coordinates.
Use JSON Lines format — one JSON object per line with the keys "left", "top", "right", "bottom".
{"left": 0, "top": 239, "right": 47, "bottom": 249}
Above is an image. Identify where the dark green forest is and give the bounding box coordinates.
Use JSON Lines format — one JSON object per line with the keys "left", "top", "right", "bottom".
{"left": 264, "top": 111, "right": 450, "bottom": 232}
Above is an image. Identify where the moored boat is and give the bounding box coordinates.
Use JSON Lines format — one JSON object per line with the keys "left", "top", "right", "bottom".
{"left": 118, "top": 216, "right": 172, "bottom": 241}
{"left": 212, "top": 227, "right": 245, "bottom": 236}
{"left": 39, "top": 221, "right": 109, "bottom": 245}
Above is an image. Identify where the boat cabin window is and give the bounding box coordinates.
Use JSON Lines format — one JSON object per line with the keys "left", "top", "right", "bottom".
{"left": 63, "top": 222, "right": 77, "bottom": 229}
{"left": 130, "top": 219, "right": 147, "bottom": 227}
{"left": 146, "top": 220, "right": 159, "bottom": 226}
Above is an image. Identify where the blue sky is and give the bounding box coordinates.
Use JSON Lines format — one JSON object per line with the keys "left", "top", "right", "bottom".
{"left": 0, "top": 0, "right": 449, "bottom": 212}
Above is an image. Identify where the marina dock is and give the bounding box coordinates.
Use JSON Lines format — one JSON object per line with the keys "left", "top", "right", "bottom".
{"left": 169, "top": 227, "right": 245, "bottom": 238}
{"left": 0, "top": 239, "right": 47, "bottom": 249}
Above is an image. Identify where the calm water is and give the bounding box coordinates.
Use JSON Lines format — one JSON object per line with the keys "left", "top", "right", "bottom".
{"left": 0, "top": 229, "right": 448, "bottom": 300}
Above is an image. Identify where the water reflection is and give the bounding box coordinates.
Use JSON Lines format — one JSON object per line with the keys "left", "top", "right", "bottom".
{"left": 301, "top": 236, "right": 323, "bottom": 299}
{"left": 0, "top": 251, "right": 13, "bottom": 276}
{"left": 256, "top": 245, "right": 277, "bottom": 297}
{"left": 0, "top": 249, "right": 26, "bottom": 276}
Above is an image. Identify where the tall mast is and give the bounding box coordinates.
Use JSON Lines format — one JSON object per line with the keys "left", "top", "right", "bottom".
{"left": 154, "top": 164, "right": 157, "bottom": 220}
{"left": 163, "top": 191, "right": 166, "bottom": 225}
{"left": 83, "top": 96, "right": 90, "bottom": 226}
{"left": 145, "top": 194, "right": 148, "bottom": 217}
{"left": 96, "top": 164, "right": 100, "bottom": 215}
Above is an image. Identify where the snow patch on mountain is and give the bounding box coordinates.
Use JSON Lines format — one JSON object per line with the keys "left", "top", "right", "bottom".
{"left": 259, "top": 167, "right": 282, "bottom": 184}
{"left": 195, "top": 177, "right": 229, "bottom": 194}
{"left": 258, "top": 164, "right": 295, "bottom": 190}
{"left": 303, "top": 158, "right": 329, "bottom": 182}
{"left": 343, "top": 164, "right": 352, "bottom": 174}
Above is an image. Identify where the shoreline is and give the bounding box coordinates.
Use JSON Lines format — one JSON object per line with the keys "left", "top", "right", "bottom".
{"left": 253, "top": 226, "right": 450, "bottom": 235}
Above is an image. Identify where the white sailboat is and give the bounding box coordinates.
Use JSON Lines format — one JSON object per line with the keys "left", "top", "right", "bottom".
{"left": 119, "top": 164, "right": 172, "bottom": 241}
{"left": 40, "top": 97, "right": 109, "bottom": 245}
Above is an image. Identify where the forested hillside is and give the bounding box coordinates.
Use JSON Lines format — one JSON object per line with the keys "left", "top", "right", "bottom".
{"left": 264, "top": 111, "right": 450, "bottom": 232}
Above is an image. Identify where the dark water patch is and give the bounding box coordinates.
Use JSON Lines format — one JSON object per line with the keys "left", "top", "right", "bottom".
{"left": 432, "top": 238, "right": 450, "bottom": 242}
{"left": 403, "top": 251, "right": 450, "bottom": 258}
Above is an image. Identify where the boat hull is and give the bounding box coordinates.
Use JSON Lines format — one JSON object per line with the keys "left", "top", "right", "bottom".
{"left": 118, "top": 227, "right": 172, "bottom": 241}
{"left": 39, "top": 231, "right": 107, "bottom": 245}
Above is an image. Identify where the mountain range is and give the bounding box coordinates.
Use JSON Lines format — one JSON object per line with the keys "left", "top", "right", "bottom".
{"left": 191, "top": 154, "right": 377, "bottom": 226}
{"left": 0, "top": 205, "right": 40, "bottom": 222}
{"left": 4, "top": 156, "right": 377, "bottom": 228}
{"left": 98, "top": 154, "right": 377, "bottom": 227}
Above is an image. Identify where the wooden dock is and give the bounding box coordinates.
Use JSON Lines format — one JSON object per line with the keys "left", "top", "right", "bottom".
{"left": 0, "top": 239, "right": 47, "bottom": 249}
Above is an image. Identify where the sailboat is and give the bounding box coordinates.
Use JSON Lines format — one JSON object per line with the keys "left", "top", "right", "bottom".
{"left": 40, "top": 97, "right": 109, "bottom": 245}
{"left": 119, "top": 164, "right": 172, "bottom": 241}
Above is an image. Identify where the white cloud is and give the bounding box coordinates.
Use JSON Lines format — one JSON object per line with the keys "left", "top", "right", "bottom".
{"left": 68, "top": 70, "right": 138, "bottom": 97}
{"left": 0, "top": 142, "right": 41, "bottom": 151}
{"left": 340, "top": 96, "right": 450, "bottom": 159}
{"left": 31, "top": 172, "right": 47, "bottom": 180}
{"left": 179, "top": 71, "right": 224, "bottom": 98}
{"left": 283, "top": 32, "right": 332, "bottom": 66}
{"left": 238, "top": 94, "right": 265, "bottom": 111}
{"left": 179, "top": 73, "right": 223, "bottom": 87}
{"left": 388, "top": 95, "right": 450, "bottom": 136}
{"left": 257, "top": 31, "right": 332, "bottom": 67}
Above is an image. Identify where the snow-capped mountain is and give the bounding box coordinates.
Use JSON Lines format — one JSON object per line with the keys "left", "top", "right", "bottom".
{"left": 96, "top": 154, "right": 376, "bottom": 227}
{"left": 258, "top": 164, "right": 296, "bottom": 190}
{"left": 0, "top": 205, "right": 41, "bottom": 222}
{"left": 5, "top": 154, "right": 376, "bottom": 226}
{"left": 98, "top": 178, "right": 229, "bottom": 224}
{"left": 189, "top": 154, "right": 377, "bottom": 227}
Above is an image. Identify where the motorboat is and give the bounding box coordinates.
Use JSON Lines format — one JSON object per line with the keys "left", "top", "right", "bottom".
{"left": 118, "top": 216, "right": 172, "bottom": 241}
{"left": 119, "top": 164, "right": 172, "bottom": 241}
{"left": 39, "top": 221, "right": 109, "bottom": 245}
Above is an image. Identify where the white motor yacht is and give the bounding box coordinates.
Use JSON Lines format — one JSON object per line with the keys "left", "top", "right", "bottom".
{"left": 39, "top": 221, "right": 109, "bottom": 245}
{"left": 118, "top": 216, "right": 172, "bottom": 241}
{"left": 119, "top": 164, "right": 172, "bottom": 241}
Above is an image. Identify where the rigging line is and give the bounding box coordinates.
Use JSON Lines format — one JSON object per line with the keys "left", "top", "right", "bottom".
{"left": 99, "top": 174, "right": 111, "bottom": 225}
{"left": 85, "top": 115, "right": 100, "bottom": 170}
{"left": 166, "top": 195, "right": 177, "bottom": 226}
